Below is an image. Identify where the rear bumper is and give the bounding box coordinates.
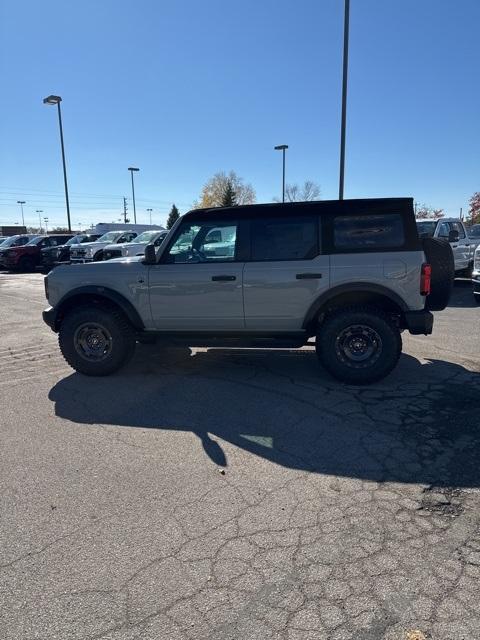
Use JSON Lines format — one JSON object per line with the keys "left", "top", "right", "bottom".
{"left": 404, "top": 310, "right": 434, "bottom": 335}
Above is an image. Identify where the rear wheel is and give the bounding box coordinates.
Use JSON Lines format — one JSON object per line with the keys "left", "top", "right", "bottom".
{"left": 316, "top": 306, "right": 402, "bottom": 384}
{"left": 59, "top": 305, "right": 136, "bottom": 376}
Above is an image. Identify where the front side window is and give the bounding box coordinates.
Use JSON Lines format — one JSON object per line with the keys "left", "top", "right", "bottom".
{"left": 165, "top": 221, "right": 238, "bottom": 263}
{"left": 117, "top": 232, "right": 137, "bottom": 243}
{"left": 450, "top": 221, "right": 465, "bottom": 239}
{"left": 334, "top": 214, "right": 404, "bottom": 250}
{"left": 251, "top": 217, "right": 318, "bottom": 261}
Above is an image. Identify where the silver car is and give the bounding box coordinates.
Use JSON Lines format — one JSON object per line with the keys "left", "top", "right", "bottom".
{"left": 43, "top": 198, "right": 451, "bottom": 384}
{"left": 103, "top": 230, "right": 168, "bottom": 260}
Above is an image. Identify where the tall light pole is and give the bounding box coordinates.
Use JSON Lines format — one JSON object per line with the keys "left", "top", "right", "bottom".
{"left": 147, "top": 208, "right": 153, "bottom": 225}
{"left": 128, "top": 167, "right": 139, "bottom": 223}
{"left": 338, "top": 0, "right": 350, "bottom": 200}
{"left": 43, "top": 95, "right": 72, "bottom": 231}
{"left": 17, "top": 200, "right": 26, "bottom": 226}
{"left": 36, "top": 210, "right": 43, "bottom": 232}
{"left": 274, "top": 145, "right": 288, "bottom": 203}
{"left": 44, "top": 217, "right": 49, "bottom": 233}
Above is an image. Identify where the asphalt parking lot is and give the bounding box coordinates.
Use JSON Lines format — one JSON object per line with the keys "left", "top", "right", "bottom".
{"left": 0, "top": 272, "right": 479, "bottom": 640}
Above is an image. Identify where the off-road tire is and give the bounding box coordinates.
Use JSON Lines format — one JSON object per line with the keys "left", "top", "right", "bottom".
{"left": 421, "top": 237, "right": 454, "bottom": 311}
{"left": 316, "top": 306, "right": 402, "bottom": 385}
{"left": 59, "top": 305, "right": 136, "bottom": 376}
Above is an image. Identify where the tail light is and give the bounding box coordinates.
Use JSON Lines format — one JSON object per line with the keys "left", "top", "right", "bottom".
{"left": 420, "top": 263, "right": 432, "bottom": 296}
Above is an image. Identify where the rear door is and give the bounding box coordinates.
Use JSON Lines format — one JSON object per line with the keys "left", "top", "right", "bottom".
{"left": 149, "top": 218, "right": 245, "bottom": 330}
{"left": 243, "top": 214, "right": 329, "bottom": 331}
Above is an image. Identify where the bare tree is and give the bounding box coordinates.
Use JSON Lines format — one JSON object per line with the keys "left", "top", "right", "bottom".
{"left": 275, "top": 180, "right": 321, "bottom": 203}
{"left": 415, "top": 204, "right": 445, "bottom": 220}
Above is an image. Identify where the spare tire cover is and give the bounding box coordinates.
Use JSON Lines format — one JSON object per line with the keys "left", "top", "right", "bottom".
{"left": 422, "top": 237, "right": 454, "bottom": 311}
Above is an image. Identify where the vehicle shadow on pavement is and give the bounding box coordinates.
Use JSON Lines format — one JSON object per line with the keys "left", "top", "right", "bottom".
{"left": 49, "top": 347, "right": 480, "bottom": 489}
{"left": 449, "top": 279, "right": 478, "bottom": 308}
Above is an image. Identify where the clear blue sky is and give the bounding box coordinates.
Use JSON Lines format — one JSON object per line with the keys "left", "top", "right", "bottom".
{"left": 0, "top": 0, "right": 478, "bottom": 229}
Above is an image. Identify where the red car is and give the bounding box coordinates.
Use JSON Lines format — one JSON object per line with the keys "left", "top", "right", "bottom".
{"left": 2, "top": 234, "right": 73, "bottom": 272}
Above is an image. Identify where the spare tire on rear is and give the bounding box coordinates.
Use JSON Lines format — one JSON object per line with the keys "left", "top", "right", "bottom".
{"left": 422, "top": 237, "right": 454, "bottom": 311}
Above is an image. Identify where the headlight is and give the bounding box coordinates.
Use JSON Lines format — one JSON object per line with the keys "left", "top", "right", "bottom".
{"left": 474, "top": 249, "right": 480, "bottom": 270}
{"left": 85, "top": 247, "right": 94, "bottom": 257}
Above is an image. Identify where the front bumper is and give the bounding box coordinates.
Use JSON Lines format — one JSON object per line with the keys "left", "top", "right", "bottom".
{"left": 43, "top": 306, "right": 57, "bottom": 331}
{"left": 70, "top": 257, "right": 93, "bottom": 263}
{"left": 472, "top": 272, "right": 480, "bottom": 295}
{"left": 404, "top": 310, "right": 434, "bottom": 335}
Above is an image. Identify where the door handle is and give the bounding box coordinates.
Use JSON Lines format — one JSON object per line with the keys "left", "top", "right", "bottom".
{"left": 296, "top": 273, "right": 323, "bottom": 279}
{"left": 452, "top": 245, "right": 458, "bottom": 248}
{"left": 212, "top": 275, "right": 236, "bottom": 281}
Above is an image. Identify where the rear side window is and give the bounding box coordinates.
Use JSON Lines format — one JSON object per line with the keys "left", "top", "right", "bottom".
{"left": 333, "top": 214, "right": 404, "bottom": 250}
{"left": 251, "top": 216, "right": 318, "bottom": 261}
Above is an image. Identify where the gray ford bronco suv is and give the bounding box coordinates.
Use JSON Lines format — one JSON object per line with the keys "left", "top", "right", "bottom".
{"left": 43, "top": 198, "right": 453, "bottom": 384}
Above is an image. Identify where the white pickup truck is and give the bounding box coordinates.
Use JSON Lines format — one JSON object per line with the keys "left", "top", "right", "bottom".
{"left": 416, "top": 218, "right": 480, "bottom": 276}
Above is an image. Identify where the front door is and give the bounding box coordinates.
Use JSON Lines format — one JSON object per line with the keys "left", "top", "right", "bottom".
{"left": 448, "top": 220, "right": 470, "bottom": 271}
{"left": 148, "top": 219, "right": 244, "bottom": 331}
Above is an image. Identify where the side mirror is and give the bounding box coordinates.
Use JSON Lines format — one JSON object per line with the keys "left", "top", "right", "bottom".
{"left": 144, "top": 244, "right": 157, "bottom": 264}
{"left": 448, "top": 230, "right": 459, "bottom": 243}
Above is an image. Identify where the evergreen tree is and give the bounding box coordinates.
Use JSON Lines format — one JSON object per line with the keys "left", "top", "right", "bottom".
{"left": 166, "top": 204, "right": 180, "bottom": 229}
{"left": 221, "top": 180, "right": 237, "bottom": 207}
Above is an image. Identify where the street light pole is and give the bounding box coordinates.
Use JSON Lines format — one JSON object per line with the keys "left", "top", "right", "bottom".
{"left": 147, "top": 208, "right": 153, "bottom": 225}
{"left": 274, "top": 145, "right": 288, "bottom": 203}
{"left": 44, "top": 217, "right": 49, "bottom": 233}
{"left": 43, "top": 95, "right": 72, "bottom": 231}
{"left": 17, "top": 200, "right": 26, "bottom": 226}
{"left": 338, "top": 0, "right": 350, "bottom": 200}
{"left": 128, "top": 167, "right": 139, "bottom": 223}
{"left": 36, "top": 210, "right": 43, "bottom": 232}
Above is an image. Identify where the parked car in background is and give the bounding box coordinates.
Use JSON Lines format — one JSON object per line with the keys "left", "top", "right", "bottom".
{"left": 467, "top": 224, "right": 480, "bottom": 240}
{"left": 103, "top": 229, "right": 168, "bottom": 260}
{"left": 472, "top": 244, "right": 480, "bottom": 304}
{"left": 40, "top": 234, "right": 102, "bottom": 270}
{"left": 0, "top": 234, "right": 41, "bottom": 267}
{"left": 70, "top": 231, "right": 139, "bottom": 263}
{"left": 2, "top": 234, "right": 73, "bottom": 272}
{"left": 416, "top": 218, "right": 479, "bottom": 276}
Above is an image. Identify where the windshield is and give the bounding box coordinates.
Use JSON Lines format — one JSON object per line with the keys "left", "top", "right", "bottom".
{"left": 26, "top": 236, "right": 44, "bottom": 246}
{"left": 0, "top": 235, "right": 22, "bottom": 247}
{"left": 65, "top": 236, "right": 81, "bottom": 246}
{"left": 97, "top": 231, "right": 122, "bottom": 243}
{"left": 468, "top": 225, "right": 480, "bottom": 238}
{"left": 134, "top": 230, "right": 161, "bottom": 243}
{"left": 416, "top": 221, "right": 437, "bottom": 238}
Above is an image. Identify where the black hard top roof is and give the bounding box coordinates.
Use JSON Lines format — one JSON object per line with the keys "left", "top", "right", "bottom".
{"left": 183, "top": 198, "right": 414, "bottom": 222}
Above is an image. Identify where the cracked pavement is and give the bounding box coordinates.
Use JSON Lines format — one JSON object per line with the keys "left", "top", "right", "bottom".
{"left": 0, "top": 273, "right": 479, "bottom": 640}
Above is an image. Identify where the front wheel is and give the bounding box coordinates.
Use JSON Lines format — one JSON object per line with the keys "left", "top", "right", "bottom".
{"left": 59, "top": 305, "right": 136, "bottom": 376}
{"left": 19, "top": 256, "right": 35, "bottom": 272}
{"left": 316, "top": 306, "right": 402, "bottom": 384}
